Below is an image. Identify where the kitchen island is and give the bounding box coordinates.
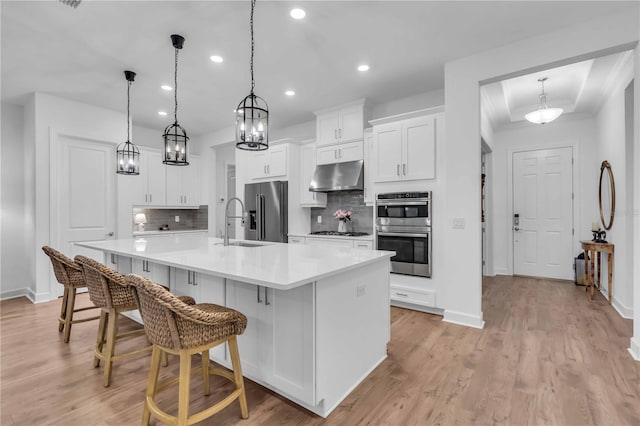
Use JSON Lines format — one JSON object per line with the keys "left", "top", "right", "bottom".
{"left": 76, "top": 234, "right": 394, "bottom": 418}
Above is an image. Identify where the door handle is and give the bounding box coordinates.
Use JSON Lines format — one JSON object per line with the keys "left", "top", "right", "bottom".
{"left": 339, "top": 149, "right": 342, "bottom": 159}
{"left": 514, "top": 227, "right": 520, "bottom": 232}
{"left": 105, "top": 232, "right": 114, "bottom": 237}
{"left": 403, "top": 164, "right": 406, "bottom": 176}
{"left": 265, "top": 287, "right": 270, "bottom": 306}
{"left": 187, "top": 270, "right": 192, "bottom": 284}
{"left": 150, "top": 194, "right": 152, "bottom": 203}
{"left": 267, "top": 164, "right": 270, "bottom": 174}
{"left": 397, "top": 164, "right": 400, "bottom": 176}
{"left": 145, "top": 194, "right": 148, "bottom": 203}
{"left": 192, "top": 272, "right": 197, "bottom": 286}
{"left": 339, "top": 128, "right": 342, "bottom": 138}
{"left": 334, "top": 149, "right": 337, "bottom": 159}
{"left": 334, "top": 129, "right": 338, "bottom": 139}
{"left": 111, "top": 253, "right": 117, "bottom": 264}
{"left": 257, "top": 286, "right": 263, "bottom": 304}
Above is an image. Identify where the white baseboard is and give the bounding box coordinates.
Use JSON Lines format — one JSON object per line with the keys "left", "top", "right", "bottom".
{"left": 494, "top": 267, "right": 508, "bottom": 276}
{"left": 0, "top": 288, "right": 29, "bottom": 301}
{"left": 391, "top": 300, "right": 444, "bottom": 316}
{"left": 443, "top": 309, "right": 485, "bottom": 329}
{"left": 629, "top": 337, "right": 640, "bottom": 361}
{"left": 26, "top": 288, "right": 51, "bottom": 304}
{"left": 611, "top": 296, "right": 633, "bottom": 319}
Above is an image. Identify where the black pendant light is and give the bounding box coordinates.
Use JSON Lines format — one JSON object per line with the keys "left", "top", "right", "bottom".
{"left": 163, "top": 34, "right": 189, "bottom": 166}
{"left": 116, "top": 70, "right": 140, "bottom": 175}
{"left": 235, "top": 0, "right": 269, "bottom": 151}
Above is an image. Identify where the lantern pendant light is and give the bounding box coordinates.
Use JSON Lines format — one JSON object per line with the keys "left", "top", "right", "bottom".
{"left": 524, "top": 77, "right": 563, "bottom": 125}
{"left": 116, "top": 70, "right": 140, "bottom": 175}
{"left": 163, "top": 34, "right": 189, "bottom": 166}
{"left": 235, "top": 0, "right": 269, "bottom": 150}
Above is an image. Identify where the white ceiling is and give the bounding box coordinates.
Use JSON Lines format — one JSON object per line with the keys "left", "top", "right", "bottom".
{"left": 481, "top": 50, "right": 634, "bottom": 129}
{"left": 2, "top": 1, "right": 637, "bottom": 136}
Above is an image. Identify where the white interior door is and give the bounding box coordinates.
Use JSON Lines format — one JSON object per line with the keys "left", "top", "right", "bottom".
{"left": 55, "top": 134, "right": 116, "bottom": 270}
{"left": 513, "top": 147, "right": 573, "bottom": 280}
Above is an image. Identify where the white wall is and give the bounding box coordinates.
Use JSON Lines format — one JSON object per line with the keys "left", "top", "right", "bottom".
{"left": 490, "top": 117, "right": 599, "bottom": 276}
{"left": 443, "top": 10, "right": 638, "bottom": 329}
{"left": 213, "top": 143, "right": 235, "bottom": 238}
{"left": 595, "top": 56, "right": 635, "bottom": 318}
{"left": 1, "top": 103, "right": 28, "bottom": 298}
{"left": 29, "top": 93, "right": 126, "bottom": 302}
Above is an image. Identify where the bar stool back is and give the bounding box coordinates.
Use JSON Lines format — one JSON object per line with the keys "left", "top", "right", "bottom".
{"left": 42, "top": 246, "right": 100, "bottom": 343}
{"left": 126, "top": 273, "right": 249, "bottom": 426}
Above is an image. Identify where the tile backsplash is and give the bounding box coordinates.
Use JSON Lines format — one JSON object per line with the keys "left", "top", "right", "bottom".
{"left": 310, "top": 191, "right": 373, "bottom": 234}
{"left": 132, "top": 206, "right": 208, "bottom": 233}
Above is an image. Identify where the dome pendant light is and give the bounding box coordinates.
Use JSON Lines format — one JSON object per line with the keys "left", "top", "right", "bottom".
{"left": 235, "top": 0, "right": 269, "bottom": 151}
{"left": 524, "top": 77, "right": 563, "bottom": 125}
{"left": 163, "top": 34, "right": 189, "bottom": 166}
{"left": 116, "top": 70, "right": 140, "bottom": 175}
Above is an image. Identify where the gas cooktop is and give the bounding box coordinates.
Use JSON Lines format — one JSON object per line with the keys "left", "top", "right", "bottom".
{"left": 310, "top": 231, "right": 370, "bottom": 237}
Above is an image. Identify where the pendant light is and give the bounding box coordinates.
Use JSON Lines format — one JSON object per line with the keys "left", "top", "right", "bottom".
{"left": 163, "top": 34, "right": 189, "bottom": 166}
{"left": 116, "top": 70, "right": 140, "bottom": 175}
{"left": 235, "top": 0, "right": 269, "bottom": 151}
{"left": 524, "top": 77, "right": 563, "bottom": 125}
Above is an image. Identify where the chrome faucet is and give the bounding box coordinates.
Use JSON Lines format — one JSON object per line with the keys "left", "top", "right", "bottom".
{"left": 224, "top": 197, "right": 245, "bottom": 246}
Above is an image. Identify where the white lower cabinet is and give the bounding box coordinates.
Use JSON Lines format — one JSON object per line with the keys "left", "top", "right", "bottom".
{"left": 226, "top": 280, "right": 315, "bottom": 406}
{"left": 170, "top": 268, "right": 226, "bottom": 362}
{"left": 131, "top": 259, "right": 169, "bottom": 286}
{"left": 296, "top": 235, "right": 374, "bottom": 249}
{"left": 106, "top": 253, "right": 131, "bottom": 275}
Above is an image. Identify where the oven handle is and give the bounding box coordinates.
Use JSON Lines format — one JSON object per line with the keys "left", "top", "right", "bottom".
{"left": 377, "top": 232, "right": 428, "bottom": 238}
{"left": 377, "top": 200, "right": 429, "bottom": 206}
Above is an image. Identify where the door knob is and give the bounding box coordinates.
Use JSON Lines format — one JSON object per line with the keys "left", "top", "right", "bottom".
{"left": 514, "top": 227, "right": 520, "bottom": 232}
{"left": 105, "top": 232, "right": 114, "bottom": 237}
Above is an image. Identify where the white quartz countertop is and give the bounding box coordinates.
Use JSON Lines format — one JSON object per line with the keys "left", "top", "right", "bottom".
{"left": 76, "top": 235, "right": 394, "bottom": 290}
{"left": 132, "top": 229, "right": 208, "bottom": 237}
{"left": 288, "top": 233, "right": 374, "bottom": 241}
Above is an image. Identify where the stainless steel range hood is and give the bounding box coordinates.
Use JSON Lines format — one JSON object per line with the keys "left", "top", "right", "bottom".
{"left": 309, "top": 160, "right": 364, "bottom": 192}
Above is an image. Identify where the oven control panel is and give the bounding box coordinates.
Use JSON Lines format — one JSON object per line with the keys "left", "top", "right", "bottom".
{"left": 377, "top": 192, "right": 430, "bottom": 200}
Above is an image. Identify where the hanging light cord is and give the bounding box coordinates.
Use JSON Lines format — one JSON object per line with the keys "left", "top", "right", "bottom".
{"left": 127, "top": 79, "right": 131, "bottom": 142}
{"left": 250, "top": 0, "right": 255, "bottom": 93}
{"left": 174, "top": 46, "right": 179, "bottom": 124}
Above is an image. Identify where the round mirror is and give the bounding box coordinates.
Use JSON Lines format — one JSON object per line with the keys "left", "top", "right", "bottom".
{"left": 599, "top": 160, "right": 615, "bottom": 230}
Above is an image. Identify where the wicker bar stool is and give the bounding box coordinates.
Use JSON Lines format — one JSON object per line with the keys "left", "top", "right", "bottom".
{"left": 75, "top": 255, "right": 155, "bottom": 387}
{"left": 42, "top": 246, "right": 101, "bottom": 343}
{"left": 126, "top": 274, "right": 249, "bottom": 426}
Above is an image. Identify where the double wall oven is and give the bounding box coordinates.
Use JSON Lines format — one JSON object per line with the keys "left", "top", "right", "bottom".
{"left": 376, "top": 192, "right": 432, "bottom": 278}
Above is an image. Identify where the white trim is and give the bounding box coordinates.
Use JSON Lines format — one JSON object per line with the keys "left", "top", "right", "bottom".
{"left": 507, "top": 142, "right": 579, "bottom": 278}
{"left": 0, "top": 288, "right": 30, "bottom": 301}
{"left": 368, "top": 106, "right": 445, "bottom": 126}
{"left": 494, "top": 267, "right": 509, "bottom": 276}
{"left": 629, "top": 337, "right": 640, "bottom": 361}
{"left": 611, "top": 294, "right": 634, "bottom": 319}
{"left": 313, "top": 98, "right": 366, "bottom": 116}
{"left": 443, "top": 309, "right": 485, "bottom": 329}
{"left": 26, "top": 288, "right": 50, "bottom": 304}
{"left": 391, "top": 300, "right": 444, "bottom": 316}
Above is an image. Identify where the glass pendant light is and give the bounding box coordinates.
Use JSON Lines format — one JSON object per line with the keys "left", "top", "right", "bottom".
{"left": 116, "top": 70, "right": 140, "bottom": 175}
{"left": 163, "top": 34, "right": 189, "bottom": 166}
{"left": 235, "top": 0, "right": 269, "bottom": 150}
{"left": 524, "top": 77, "right": 563, "bottom": 125}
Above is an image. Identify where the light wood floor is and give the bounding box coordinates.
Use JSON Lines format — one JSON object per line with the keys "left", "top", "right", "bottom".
{"left": 2, "top": 276, "right": 639, "bottom": 425}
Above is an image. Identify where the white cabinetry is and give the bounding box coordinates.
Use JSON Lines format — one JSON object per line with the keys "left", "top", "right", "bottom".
{"left": 106, "top": 253, "right": 131, "bottom": 275}
{"left": 295, "top": 235, "right": 374, "bottom": 250}
{"left": 299, "top": 144, "right": 327, "bottom": 207}
{"left": 372, "top": 114, "right": 436, "bottom": 182}
{"left": 316, "top": 140, "right": 363, "bottom": 165}
{"left": 120, "top": 149, "right": 166, "bottom": 206}
{"left": 131, "top": 258, "right": 170, "bottom": 286}
{"left": 166, "top": 155, "right": 200, "bottom": 206}
{"left": 247, "top": 144, "right": 288, "bottom": 180}
{"left": 315, "top": 101, "right": 366, "bottom": 147}
{"left": 363, "top": 129, "right": 374, "bottom": 205}
{"left": 226, "top": 280, "right": 315, "bottom": 405}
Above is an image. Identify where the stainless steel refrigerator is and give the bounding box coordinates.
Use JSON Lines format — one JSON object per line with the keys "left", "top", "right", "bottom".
{"left": 244, "top": 181, "right": 288, "bottom": 243}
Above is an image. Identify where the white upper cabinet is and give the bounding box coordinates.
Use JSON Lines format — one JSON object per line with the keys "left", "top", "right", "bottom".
{"left": 363, "top": 129, "right": 375, "bottom": 205}
{"left": 247, "top": 144, "right": 288, "bottom": 180}
{"left": 119, "top": 149, "right": 166, "bottom": 206}
{"left": 315, "top": 100, "right": 366, "bottom": 147}
{"left": 372, "top": 113, "right": 437, "bottom": 183}
{"left": 316, "top": 140, "right": 363, "bottom": 165}
{"left": 300, "top": 143, "right": 327, "bottom": 207}
{"left": 166, "top": 155, "right": 200, "bottom": 206}
{"left": 146, "top": 151, "right": 167, "bottom": 206}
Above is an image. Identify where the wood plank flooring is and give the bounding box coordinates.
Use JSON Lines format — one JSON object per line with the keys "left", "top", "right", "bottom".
{"left": 1, "top": 275, "right": 639, "bottom": 425}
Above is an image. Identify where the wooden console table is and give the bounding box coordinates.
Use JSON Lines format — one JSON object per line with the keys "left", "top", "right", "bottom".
{"left": 580, "top": 240, "right": 614, "bottom": 303}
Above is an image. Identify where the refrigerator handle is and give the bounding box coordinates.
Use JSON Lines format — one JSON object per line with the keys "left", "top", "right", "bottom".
{"left": 261, "top": 194, "right": 266, "bottom": 240}
{"left": 256, "top": 194, "right": 262, "bottom": 241}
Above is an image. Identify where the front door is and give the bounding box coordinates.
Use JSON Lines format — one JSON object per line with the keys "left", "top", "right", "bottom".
{"left": 52, "top": 134, "right": 117, "bottom": 295}
{"left": 513, "top": 147, "right": 573, "bottom": 280}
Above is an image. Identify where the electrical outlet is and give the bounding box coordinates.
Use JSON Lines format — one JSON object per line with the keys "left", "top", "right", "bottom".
{"left": 317, "top": 215, "right": 322, "bottom": 223}
{"left": 452, "top": 217, "right": 465, "bottom": 229}
{"left": 175, "top": 215, "right": 180, "bottom": 223}
{"left": 356, "top": 286, "right": 365, "bottom": 297}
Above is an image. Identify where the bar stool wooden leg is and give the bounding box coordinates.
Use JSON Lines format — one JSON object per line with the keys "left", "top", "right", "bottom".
{"left": 143, "top": 345, "right": 163, "bottom": 426}
{"left": 94, "top": 310, "right": 108, "bottom": 367}
{"left": 59, "top": 286, "right": 69, "bottom": 332}
{"left": 608, "top": 253, "right": 613, "bottom": 304}
{"left": 228, "top": 336, "right": 249, "bottom": 419}
{"left": 178, "top": 351, "right": 192, "bottom": 426}
{"left": 202, "top": 349, "right": 210, "bottom": 396}
{"left": 63, "top": 287, "right": 77, "bottom": 343}
{"left": 103, "top": 309, "right": 118, "bottom": 387}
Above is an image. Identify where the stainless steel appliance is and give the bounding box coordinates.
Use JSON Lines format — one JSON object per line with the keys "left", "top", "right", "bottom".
{"left": 375, "top": 192, "right": 431, "bottom": 277}
{"left": 309, "top": 160, "right": 364, "bottom": 192}
{"left": 245, "top": 181, "right": 288, "bottom": 243}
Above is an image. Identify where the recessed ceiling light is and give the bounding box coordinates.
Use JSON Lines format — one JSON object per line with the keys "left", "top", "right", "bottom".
{"left": 290, "top": 8, "right": 306, "bottom": 19}
{"left": 158, "top": 111, "right": 168, "bottom": 116}
{"left": 357, "top": 64, "right": 370, "bottom": 72}
{"left": 285, "top": 90, "right": 295, "bottom": 96}
{"left": 161, "top": 85, "right": 172, "bottom": 91}
{"left": 210, "top": 55, "right": 223, "bottom": 63}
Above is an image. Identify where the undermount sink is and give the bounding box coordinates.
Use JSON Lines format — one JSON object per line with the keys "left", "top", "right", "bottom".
{"left": 215, "top": 241, "right": 271, "bottom": 248}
